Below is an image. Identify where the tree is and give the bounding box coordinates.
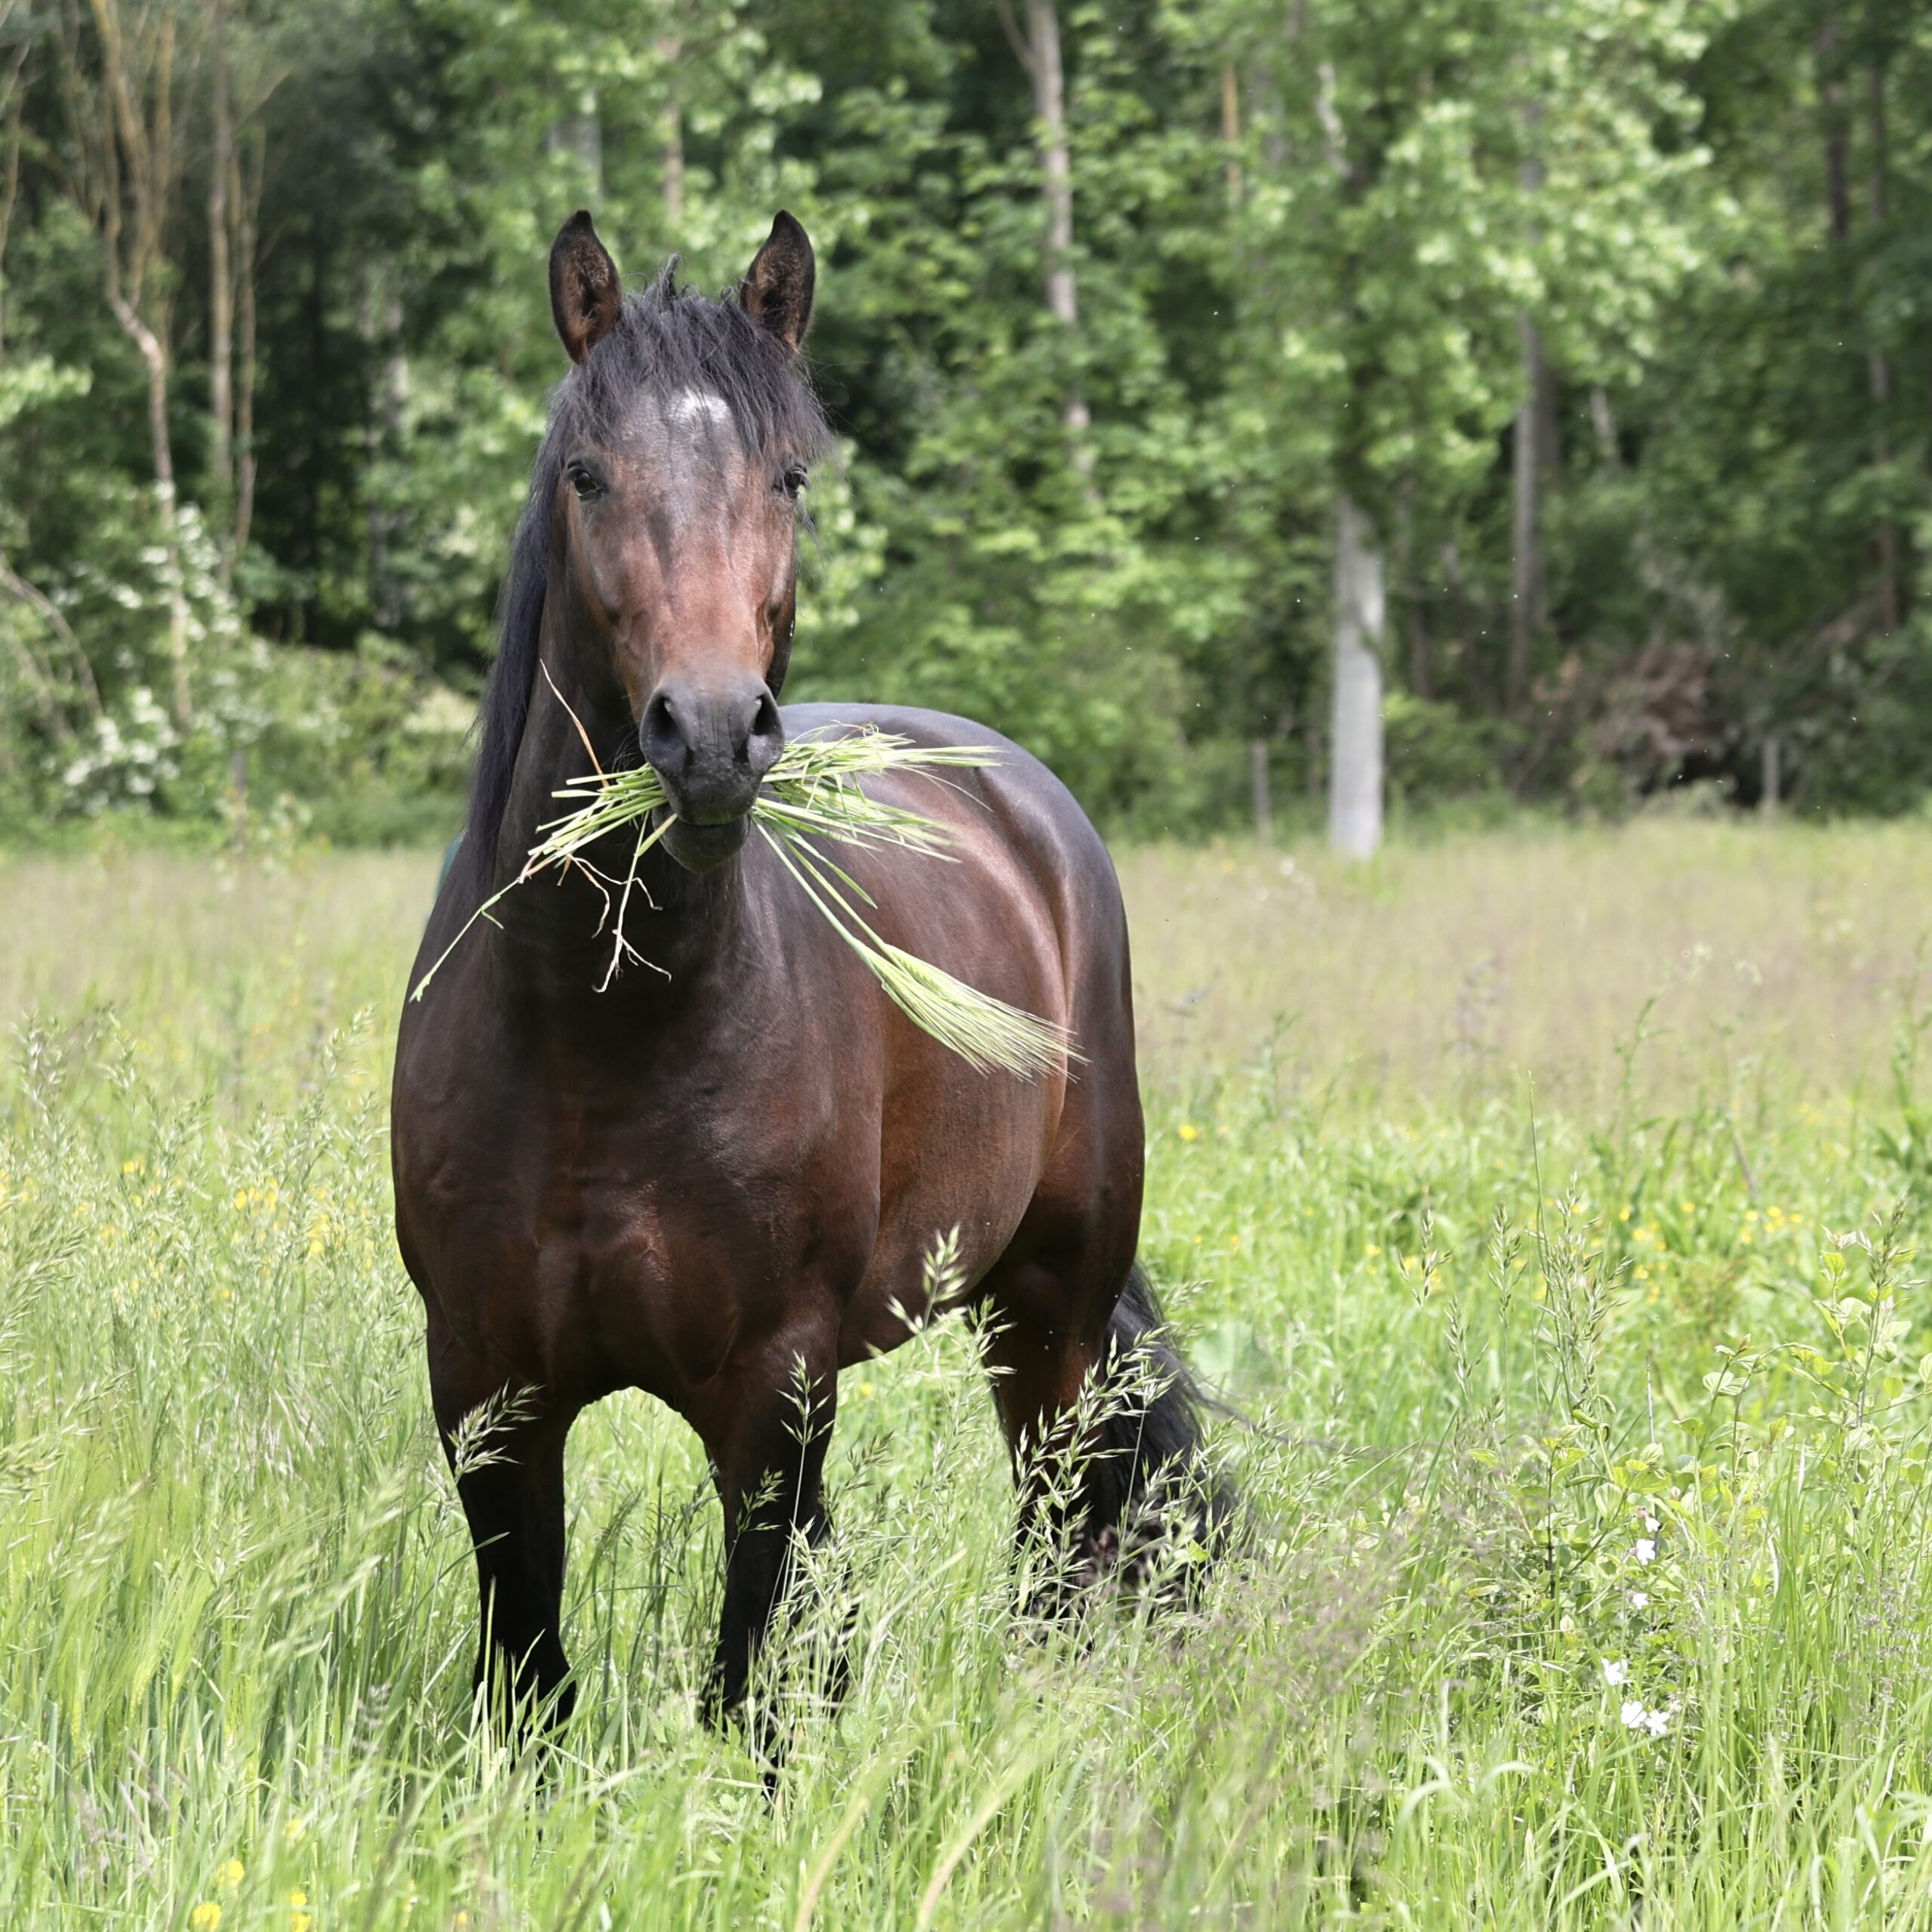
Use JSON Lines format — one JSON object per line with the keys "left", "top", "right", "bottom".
{"left": 56, "top": 0, "right": 200, "bottom": 723}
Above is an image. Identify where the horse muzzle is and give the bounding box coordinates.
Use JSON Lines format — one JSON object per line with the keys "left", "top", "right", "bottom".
{"left": 640, "top": 676, "right": 783, "bottom": 872}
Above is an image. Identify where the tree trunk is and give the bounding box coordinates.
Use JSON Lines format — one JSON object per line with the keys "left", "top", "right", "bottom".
{"left": 1509, "top": 313, "right": 1545, "bottom": 711}
{"left": 113, "top": 294, "right": 191, "bottom": 723}
{"left": 362, "top": 273, "right": 408, "bottom": 632}
{"left": 1816, "top": 17, "right": 1850, "bottom": 244}
{"left": 86, "top": 0, "right": 190, "bottom": 721}
{"left": 1865, "top": 35, "right": 1898, "bottom": 629}
{"left": 658, "top": 35, "right": 683, "bottom": 229}
{"left": 208, "top": 0, "right": 232, "bottom": 525}
{"left": 231, "top": 123, "right": 262, "bottom": 559}
{"left": 1330, "top": 494, "right": 1385, "bottom": 860}
{"left": 545, "top": 87, "right": 601, "bottom": 196}
{"left": 1589, "top": 386, "right": 1621, "bottom": 467}
{"left": 1220, "top": 62, "right": 1242, "bottom": 203}
{"left": 0, "top": 36, "right": 26, "bottom": 360}
{"left": 1011, "top": 0, "right": 1092, "bottom": 467}
{"left": 1509, "top": 104, "right": 1546, "bottom": 714}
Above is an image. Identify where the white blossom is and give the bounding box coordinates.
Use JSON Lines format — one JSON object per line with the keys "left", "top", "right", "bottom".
{"left": 1601, "top": 1659, "right": 1629, "bottom": 1687}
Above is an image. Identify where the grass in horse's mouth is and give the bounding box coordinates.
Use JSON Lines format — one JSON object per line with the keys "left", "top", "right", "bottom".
{"left": 411, "top": 697, "right": 1074, "bottom": 1079}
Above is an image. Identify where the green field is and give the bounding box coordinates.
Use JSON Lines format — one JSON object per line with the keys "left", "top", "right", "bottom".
{"left": 9, "top": 822, "right": 1932, "bottom": 1927}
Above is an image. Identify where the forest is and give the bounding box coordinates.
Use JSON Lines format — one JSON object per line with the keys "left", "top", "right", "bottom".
{"left": 0, "top": 0, "right": 1926, "bottom": 842}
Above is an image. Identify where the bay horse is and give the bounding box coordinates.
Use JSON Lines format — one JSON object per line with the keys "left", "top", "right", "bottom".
{"left": 392, "top": 211, "right": 1221, "bottom": 1737}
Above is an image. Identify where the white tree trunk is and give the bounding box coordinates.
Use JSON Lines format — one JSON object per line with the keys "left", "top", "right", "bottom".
{"left": 1020, "top": 0, "right": 1091, "bottom": 462}
{"left": 1329, "top": 493, "right": 1385, "bottom": 860}
{"left": 657, "top": 36, "right": 683, "bottom": 228}
{"left": 544, "top": 88, "right": 602, "bottom": 196}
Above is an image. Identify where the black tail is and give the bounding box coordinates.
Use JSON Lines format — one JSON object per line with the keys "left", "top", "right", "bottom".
{"left": 1084, "top": 1263, "right": 1235, "bottom": 1588}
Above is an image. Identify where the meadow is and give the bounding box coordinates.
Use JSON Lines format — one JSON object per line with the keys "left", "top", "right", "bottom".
{"left": 8, "top": 820, "right": 1932, "bottom": 1927}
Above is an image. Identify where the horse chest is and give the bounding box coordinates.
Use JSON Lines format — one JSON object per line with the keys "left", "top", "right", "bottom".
{"left": 408, "top": 1069, "right": 862, "bottom": 1404}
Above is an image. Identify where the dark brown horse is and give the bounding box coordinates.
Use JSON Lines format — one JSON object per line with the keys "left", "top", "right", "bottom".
{"left": 392, "top": 211, "right": 1220, "bottom": 1737}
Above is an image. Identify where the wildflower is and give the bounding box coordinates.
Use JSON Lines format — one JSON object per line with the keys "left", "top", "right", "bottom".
{"left": 1634, "top": 1538, "right": 1657, "bottom": 1564}
{"left": 1620, "top": 1699, "right": 1647, "bottom": 1730}
{"left": 281, "top": 1817, "right": 307, "bottom": 1847}
{"left": 1644, "top": 1706, "right": 1672, "bottom": 1737}
{"left": 190, "top": 1909, "right": 222, "bottom": 1932}
{"left": 1641, "top": 1513, "right": 1659, "bottom": 1534}
{"left": 1629, "top": 1590, "right": 1650, "bottom": 1610}
{"left": 1601, "top": 1659, "right": 1629, "bottom": 1687}
{"left": 219, "top": 1861, "right": 245, "bottom": 1890}
{"left": 1177, "top": 1122, "right": 1199, "bottom": 1143}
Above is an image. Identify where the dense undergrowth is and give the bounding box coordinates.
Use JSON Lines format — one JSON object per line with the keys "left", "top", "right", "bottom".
{"left": 8, "top": 830, "right": 1932, "bottom": 1926}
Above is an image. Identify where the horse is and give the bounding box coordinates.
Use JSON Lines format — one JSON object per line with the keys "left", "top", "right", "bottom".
{"left": 392, "top": 210, "right": 1223, "bottom": 1740}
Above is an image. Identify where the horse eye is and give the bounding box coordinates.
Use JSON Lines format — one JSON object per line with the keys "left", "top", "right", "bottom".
{"left": 567, "top": 463, "right": 601, "bottom": 500}
{"left": 779, "top": 463, "right": 808, "bottom": 500}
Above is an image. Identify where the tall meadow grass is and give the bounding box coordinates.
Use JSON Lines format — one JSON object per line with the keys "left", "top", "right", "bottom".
{"left": 6, "top": 821, "right": 1932, "bottom": 1926}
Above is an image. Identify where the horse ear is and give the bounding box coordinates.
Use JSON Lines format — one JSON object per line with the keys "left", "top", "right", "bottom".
{"left": 740, "top": 211, "right": 815, "bottom": 352}
{"left": 549, "top": 211, "right": 623, "bottom": 365}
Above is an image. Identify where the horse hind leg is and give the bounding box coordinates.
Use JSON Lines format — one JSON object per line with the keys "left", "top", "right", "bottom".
{"left": 428, "top": 1316, "right": 578, "bottom": 1730}
{"left": 983, "top": 1259, "right": 1228, "bottom": 1610}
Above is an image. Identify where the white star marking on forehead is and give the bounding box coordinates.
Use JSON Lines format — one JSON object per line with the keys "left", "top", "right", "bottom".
{"left": 663, "top": 389, "right": 734, "bottom": 426}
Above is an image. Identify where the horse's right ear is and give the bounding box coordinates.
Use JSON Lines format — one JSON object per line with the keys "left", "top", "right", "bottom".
{"left": 549, "top": 211, "right": 623, "bottom": 365}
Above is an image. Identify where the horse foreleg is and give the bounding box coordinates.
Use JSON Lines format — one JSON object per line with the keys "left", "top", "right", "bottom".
{"left": 427, "top": 1316, "right": 578, "bottom": 1730}
{"left": 691, "top": 1324, "right": 839, "bottom": 1742}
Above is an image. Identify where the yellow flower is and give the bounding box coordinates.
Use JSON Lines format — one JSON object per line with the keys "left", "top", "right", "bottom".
{"left": 288, "top": 1891, "right": 308, "bottom": 1909}
{"left": 190, "top": 1907, "right": 223, "bottom": 1932}
{"left": 1176, "top": 1122, "right": 1199, "bottom": 1142}
{"left": 282, "top": 1817, "right": 307, "bottom": 1847}
{"left": 220, "top": 1861, "right": 245, "bottom": 1890}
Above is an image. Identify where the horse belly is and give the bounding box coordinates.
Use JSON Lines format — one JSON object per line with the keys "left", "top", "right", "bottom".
{"left": 836, "top": 1061, "right": 1057, "bottom": 1365}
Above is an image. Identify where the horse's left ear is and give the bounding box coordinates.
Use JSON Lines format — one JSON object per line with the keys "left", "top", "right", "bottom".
{"left": 550, "top": 211, "right": 623, "bottom": 365}
{"left": 740, "top": 211, "right": 815, "bottom": 352}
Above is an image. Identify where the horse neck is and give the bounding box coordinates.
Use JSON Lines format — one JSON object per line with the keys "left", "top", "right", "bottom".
{"left": 485, "top": 617, "right": 743, "bottom": 1001}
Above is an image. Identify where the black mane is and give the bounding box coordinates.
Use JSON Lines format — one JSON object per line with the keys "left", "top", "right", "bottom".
{"left": 460, "top": 261, "right": 831, "bottom": 876}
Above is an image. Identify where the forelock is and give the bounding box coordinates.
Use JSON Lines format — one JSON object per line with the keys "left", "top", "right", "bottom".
{"left": 549, "top": 261, "right": 829, "bottom": 462}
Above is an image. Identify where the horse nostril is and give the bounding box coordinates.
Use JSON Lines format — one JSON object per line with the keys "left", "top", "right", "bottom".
{"left": 743, "top": 688, "right": 783, "bottom": 780}
{"left": 641, "top": 691, "right": 686, "bottom": 776}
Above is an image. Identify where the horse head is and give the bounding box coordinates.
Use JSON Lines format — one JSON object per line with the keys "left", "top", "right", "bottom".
{"left": 543, "top": 210, "right": 822, "bottom": 871}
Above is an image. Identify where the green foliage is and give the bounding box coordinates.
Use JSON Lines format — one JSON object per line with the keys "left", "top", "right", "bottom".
{"left": 2, "top": 0, "right": 1930, "bottom": 835}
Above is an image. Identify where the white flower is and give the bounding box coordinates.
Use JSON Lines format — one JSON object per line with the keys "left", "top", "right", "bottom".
{"left": 1634, "top": 1538, "right": 1657, "bottom": 1563}
{"left": 1644, "top": 1707, "right": 1672, "bottom": 1737}
{"left": 1601, "top": 1659, "right": 1629, "bottom": 1687}
{"left": 1620, "top": 1699, "right": 1647, "bottom": 1730}
{"left": 1628, "top": 1591, "right": 1650, "bottom": 1609}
